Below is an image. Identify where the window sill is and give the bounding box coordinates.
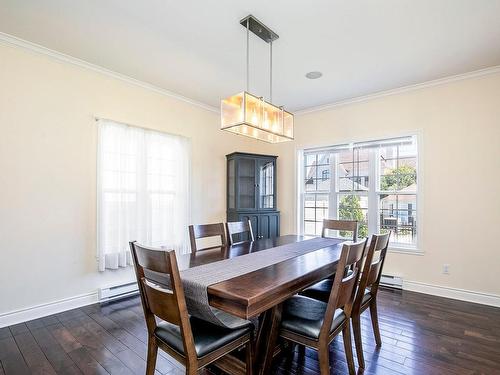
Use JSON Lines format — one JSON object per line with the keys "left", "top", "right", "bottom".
{"left": 388, "top": 246, "right": 424, "bottom": 256}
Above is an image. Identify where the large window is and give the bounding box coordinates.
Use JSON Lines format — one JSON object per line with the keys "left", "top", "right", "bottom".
{"left": 300, "top": 136, "right": 418, "bottom": 249}
{"left": 97, "top": 119, "right": 190, "bottom": 271}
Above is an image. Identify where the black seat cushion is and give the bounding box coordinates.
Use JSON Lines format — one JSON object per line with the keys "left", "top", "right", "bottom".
{"left": 280, "top": 295, "right": 346, "bottom": 340}
{"left": 154, "top": 317, "right": 252, "bottom": 358}
{"left": 299, "top": 278, "right": 333, "bottom": 303}
{"left": 301, "top": 276, "right": 372, "bottom": 307}
{"left": 361, "top": 289, "right": 372, "bottom": 306}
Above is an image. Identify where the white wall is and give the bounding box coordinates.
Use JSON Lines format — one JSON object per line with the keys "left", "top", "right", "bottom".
{"left": 276, "top": 71, "right": 500, "bottom": 298}
{"left": 0, "top": 42, "right": 274, "bottom": 319}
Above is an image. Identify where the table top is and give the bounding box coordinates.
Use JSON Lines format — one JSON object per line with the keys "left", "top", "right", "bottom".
{"left": 176, "top": 235, "right": 345, "bottom": 319}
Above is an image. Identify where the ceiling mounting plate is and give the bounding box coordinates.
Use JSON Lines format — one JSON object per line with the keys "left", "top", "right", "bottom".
{"left": 240, "top": 15, "right": 279, "bottom": 43}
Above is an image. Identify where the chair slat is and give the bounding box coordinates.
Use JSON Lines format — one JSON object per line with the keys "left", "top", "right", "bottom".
{"left": 189, "top": 223, "right": 227, "bottom": 252}
{"left": 226, "top": 220, "right": 255, "bottom": 245}
{"left": 322, "top": 219, "right": 358, "bottom": 241}
{"left": 142, "top": 279, "right": 182, "bottom": 325}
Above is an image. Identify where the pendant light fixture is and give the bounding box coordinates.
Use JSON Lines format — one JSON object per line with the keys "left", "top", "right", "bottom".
{"left": 221, "top": 15, "right": 294, "bottom": 143}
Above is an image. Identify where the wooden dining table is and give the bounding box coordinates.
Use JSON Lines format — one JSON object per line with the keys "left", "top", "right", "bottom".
{"left": 175, "top": 234, "right": 345, "bottom": 375}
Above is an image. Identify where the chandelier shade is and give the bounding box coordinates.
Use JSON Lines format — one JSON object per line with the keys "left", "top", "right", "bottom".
{"left": 220, "top": 15, "right": 294, "bottom": 143}
{"left": 221, "top": 92, "right": 294, "bottom": 143}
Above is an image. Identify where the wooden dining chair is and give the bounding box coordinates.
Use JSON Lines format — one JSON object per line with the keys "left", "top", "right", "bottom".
{"left": 299, "top": 219, "right": 359, "bottom": 301}
{"left": 351, "top": 232, "right": 391, "bottom": 369}
{"left": 129, "top": 242, "right": 254, "bottom": 375}
{"left": 226, "top": 220, "right": 255, "bottom": 245}
{"left": 275, "top": 239, "right": 367, "bottom": 375}
{"left": 322, "top": 218, "right": 358, "bottom": 241}
{"left": 188, "top": 223, "right": 227, "bottom": 253}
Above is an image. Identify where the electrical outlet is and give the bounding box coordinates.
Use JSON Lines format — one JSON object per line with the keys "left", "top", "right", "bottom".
{"left": 443, "top": 264, "right": 450, "bottom": 275}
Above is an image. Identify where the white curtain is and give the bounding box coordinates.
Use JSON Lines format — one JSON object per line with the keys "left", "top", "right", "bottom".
{"left": 97, "top": 119, "right": 190, "bottom": 271}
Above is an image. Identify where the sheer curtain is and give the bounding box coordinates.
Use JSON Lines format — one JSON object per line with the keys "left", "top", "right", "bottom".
{"left": 97, "top": 119, "right": 190, "bottom": 271}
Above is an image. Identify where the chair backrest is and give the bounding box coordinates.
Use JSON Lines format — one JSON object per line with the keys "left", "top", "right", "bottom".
{"left": 189, "top": 223, "right": 227, "bottom": 252}
{"left": 353, "top": 232, "right": 391, "bottom": 312}
{"left": 322, "top": 219, "right": 358, "bottom": 242}
{"left": 320, "top": 239, "right": 367, "bottom": 338}
{"left": 226, "top": 220, "right": 255, "bottom": 245}
{"left": 129, "top": 242, "right": 196, "bottom": 359}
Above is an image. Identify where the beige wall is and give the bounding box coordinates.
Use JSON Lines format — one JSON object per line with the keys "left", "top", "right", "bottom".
{"left": 276, "top": 72, "right": 500, "bottom": 296}
{"left": 0, "top": 43, "right": 273, "bottom": 316}
{"left": 1, "top": 40, "right": 499, "bottom": 319}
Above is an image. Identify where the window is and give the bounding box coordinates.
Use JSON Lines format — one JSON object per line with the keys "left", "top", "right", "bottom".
{"left": 299, "top": 136, "right": 418, "bottom": 249}
{"left": 260, "top": 162, "right": 274, "bottom": 208}
{"left": 97, "top": 119, "right": 190, "bottom": 271}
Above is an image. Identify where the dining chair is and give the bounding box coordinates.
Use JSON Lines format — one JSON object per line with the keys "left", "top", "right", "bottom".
{"left": 275, "top": 239, "right": 367, "bottom": 375}
{"left": 322, "top": 218, "right": 358, "bottom": 241}
{"left": 226, "top": 220, "right": 255, "bottom": 245}
{"left": 351, "top": 232, "right": 391, "bottom": 369}
{"left": 129, "top": 241, "right": 254, "bottom": 375}
{"left": 189, "top": 223, "right": 227, "bottom": 253}
{"left": 299, "top": 219, "right": 358, "bottom": 301}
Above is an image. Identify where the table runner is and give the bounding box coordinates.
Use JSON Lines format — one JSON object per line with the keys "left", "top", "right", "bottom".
{"left": 180, "top": 237, "right": 342, "bottom": 328}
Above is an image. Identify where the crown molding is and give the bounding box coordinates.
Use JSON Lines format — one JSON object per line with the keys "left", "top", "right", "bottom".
{"left": 2, "top": 32, "right": 499, "bottom": 117}
{"left": 296, "top": 65, "right": 500, "bottom": 115}
{"left": 0, "top": 32, "right": 219, "bottom": 114}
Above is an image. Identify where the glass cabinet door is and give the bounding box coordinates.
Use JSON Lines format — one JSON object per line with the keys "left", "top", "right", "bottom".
{"left": 237, "top": 158, "right": 256, "bottom": 209}
{"left": 258, "top": 160, "right": 275, "bottom": 209}
{"left": 228, "top": 159, "right": 236, "bottom": 209}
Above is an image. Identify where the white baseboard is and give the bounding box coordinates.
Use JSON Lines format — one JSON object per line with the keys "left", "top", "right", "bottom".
{"left": 0, "top": 292, "right": 99, "bottom": 328}
{"left": 1, "top": 281, "right": 498, "bottom": 328}
{"left": 403, "top": 280, "right": 500, "bottom": 308}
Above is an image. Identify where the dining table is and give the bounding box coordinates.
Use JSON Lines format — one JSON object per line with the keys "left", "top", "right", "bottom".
{"left": 174, "top": 234, "right": 346, "bottom": 375}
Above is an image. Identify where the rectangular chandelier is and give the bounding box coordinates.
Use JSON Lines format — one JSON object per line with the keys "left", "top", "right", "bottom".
{"left": 220, "top": 15, "right": 294, "bottom": 144}
{"left": 221, "top": 91, "right": 294, "bottom": 143}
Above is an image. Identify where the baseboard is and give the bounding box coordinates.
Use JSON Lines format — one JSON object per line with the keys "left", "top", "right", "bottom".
{"left": 1, "top": 281, "right": 498, "bottom": 328}
{"left": 403, "top": 280, "right": 500, "bottom": 308}
{"left": 0, "top": 292, "right": 99, "bottom": 328}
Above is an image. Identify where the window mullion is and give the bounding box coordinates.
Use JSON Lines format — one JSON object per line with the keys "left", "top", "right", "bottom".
{"left": 368, "top": 148, "right": 378, "bottom": 235}
{"left": 329, "top": 153, "right": 337, "bottom": 222}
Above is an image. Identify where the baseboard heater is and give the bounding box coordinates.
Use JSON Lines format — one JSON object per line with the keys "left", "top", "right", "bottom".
{"left": 379, "top": 274, "right": 403, "bottom": 289}
{"left": 98, "top": 281, "right": 139, "bottom": 303}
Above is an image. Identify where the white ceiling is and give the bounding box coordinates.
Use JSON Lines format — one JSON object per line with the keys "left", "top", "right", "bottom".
{"left": 1, "top": 0, "right": 500, "bottom": 111}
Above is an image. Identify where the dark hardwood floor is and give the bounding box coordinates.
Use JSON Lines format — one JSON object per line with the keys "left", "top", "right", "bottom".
{"left": 1, "top": 288, "right": 499, "bottom": 374}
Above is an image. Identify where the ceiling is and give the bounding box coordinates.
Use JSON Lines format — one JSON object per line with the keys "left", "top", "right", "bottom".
{"left": 1, "top": 0, "right": 500, "bottom": 111}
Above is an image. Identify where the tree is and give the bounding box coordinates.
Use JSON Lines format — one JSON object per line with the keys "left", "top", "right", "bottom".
{"left": 339, "top": 195, "right": 368, "bottom": 238}
{"left": 380, "top": 165, "right": 416, "bottom": 191}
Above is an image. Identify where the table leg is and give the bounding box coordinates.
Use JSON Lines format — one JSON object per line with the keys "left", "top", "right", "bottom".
{"left": 257, "top": 303, "right": 283, "bottom": 375}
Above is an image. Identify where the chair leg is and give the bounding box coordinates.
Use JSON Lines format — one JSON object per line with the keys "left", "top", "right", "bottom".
{"left": 318, "top": 345, "right": 330, "bottom": 375}
{"left": 352, "top": 314, "right": 365, "bottom": 369}
{"left": 369, "top": 299, "right": 382, "bottom": 346}
{"left": 342, "top": 322, "right": 356, "bottom": 375}
{"left": 246, "top": 339, "right": 253, "bottom": 375}
{"left": 186, "top": 364, "right": 198, "bottom": 375}
{"left": 146, "top": 336, "right": 158, "bottom": 375}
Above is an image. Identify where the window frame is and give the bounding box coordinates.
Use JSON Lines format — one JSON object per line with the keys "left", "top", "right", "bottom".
{"left": 297, "top": 134, "right": 422, "bottom": 253}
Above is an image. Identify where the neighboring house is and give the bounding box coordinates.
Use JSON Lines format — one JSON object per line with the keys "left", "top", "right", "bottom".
{"left": 379, "top": 183, "right": 417, "bottom": 240}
